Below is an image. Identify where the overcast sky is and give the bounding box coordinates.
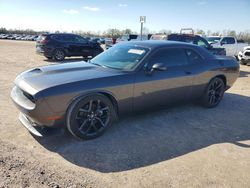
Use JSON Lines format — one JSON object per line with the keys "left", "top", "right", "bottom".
{"left": 0, "top": 0, "right": 249, "bottom": 33}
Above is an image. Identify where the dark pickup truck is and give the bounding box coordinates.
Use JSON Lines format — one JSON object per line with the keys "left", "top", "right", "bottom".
{"left": 167, "top": 34, "right": 226, "bottom": 56}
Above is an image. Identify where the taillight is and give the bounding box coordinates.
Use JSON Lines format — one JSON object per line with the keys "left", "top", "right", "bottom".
{"left": 39, "top": 36, "right": 49, "bottom": 44}
{"left": 40, "top": 39, "right": 49, "bottom": 44}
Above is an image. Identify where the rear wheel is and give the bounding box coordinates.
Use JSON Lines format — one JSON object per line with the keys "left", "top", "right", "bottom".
{"left": 53, "top": 49, "right": 65, "bottom": 61}
{"left": 66, "top": 94, "right": 116, "bottom": 139}
{"left": 200, "top": 77, "right": 225, "bottom": 108}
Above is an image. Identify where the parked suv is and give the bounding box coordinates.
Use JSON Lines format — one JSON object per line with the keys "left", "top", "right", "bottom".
{"left": 167, "top": 34, "right": 226, "bottom": 56}
{"left": 36, "top": 33, "right": 104, "bottom": 61}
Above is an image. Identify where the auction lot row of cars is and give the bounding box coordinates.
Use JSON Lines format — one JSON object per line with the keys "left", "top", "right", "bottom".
{"left": 0, "top": 33, "right": 39, "bottom": 41}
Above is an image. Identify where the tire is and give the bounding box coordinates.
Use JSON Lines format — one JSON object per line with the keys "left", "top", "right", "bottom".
{"left": 45, "top": 56, "right": 53, "bottom": 60}
{"left": 53, "top": 49, "right": 65, "bottom": 61}
{"left": 200, "top": 77, "right": 225, "bottom": 108}
{"left": 66, "top": 94, "right": 116, "bottom": 139}
{"left": 240, "top": 61, "right": 247, "bottom": 65}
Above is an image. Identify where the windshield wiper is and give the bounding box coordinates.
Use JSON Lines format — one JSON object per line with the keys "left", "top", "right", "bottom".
{"left": 88, "top": 59, "right": 121, "bottom": 70}
{"left": 88, "top": 60, "right": 108, "bottom": 68}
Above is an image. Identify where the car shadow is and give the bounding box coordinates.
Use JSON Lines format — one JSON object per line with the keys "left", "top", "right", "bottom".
{"left": 34, "top": 93, "right": 250, "bottom": 173}
{"left": 239, "top": 70, "right": 250, "bottom": 77}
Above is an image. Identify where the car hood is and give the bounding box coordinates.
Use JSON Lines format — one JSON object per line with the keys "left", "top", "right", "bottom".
{"left": 15, "top": 61, "right": 124, "bottom": 95}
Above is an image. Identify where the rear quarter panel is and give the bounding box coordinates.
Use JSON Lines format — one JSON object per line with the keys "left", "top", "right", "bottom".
{"left": 192, "top": 57, "right": 239, "bottom": 97}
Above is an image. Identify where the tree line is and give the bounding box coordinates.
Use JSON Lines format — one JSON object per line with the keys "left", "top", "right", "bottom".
{"left": 1, "top": 27, "right": 250, "bottom": 43}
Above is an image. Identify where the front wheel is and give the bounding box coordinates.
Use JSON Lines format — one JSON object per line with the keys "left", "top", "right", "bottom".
{"left": 66, "top": 94, "right": 116, "bottom": 139}
{"left": 200, "top": 77, "right": 225, "bottom": 108}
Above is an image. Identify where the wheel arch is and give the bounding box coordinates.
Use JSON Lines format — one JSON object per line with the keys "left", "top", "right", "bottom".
{"left": 214, "top": 74, "right": 227, "bottom": 87}
{"left": 53, "top": 47, "right": 68, "bottom": 56}
{"left": 68, "top": 90, "right": 119, "bottom": 117}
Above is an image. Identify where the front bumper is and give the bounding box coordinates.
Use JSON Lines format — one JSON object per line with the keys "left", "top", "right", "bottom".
{"left": 11, "top": 86, "right": 65, "bottom": 130}
{"left": 36, "top": 46, "right": 53, "bottom": 58}
{"left": 238, "top": 50, "right": 250, "bottom": 61}
{"left": 19, "top": 113, "right": 43, "bottom": 137}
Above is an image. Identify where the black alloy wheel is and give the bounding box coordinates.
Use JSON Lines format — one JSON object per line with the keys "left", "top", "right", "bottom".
{"left": 53, "top": 49, "right": 65, "bottom": 61}
{"left": 66, "top": 94, "right": 115, "bottom": 139}
{"left": 201, "top": 77, "right": 225, "bottom": 108}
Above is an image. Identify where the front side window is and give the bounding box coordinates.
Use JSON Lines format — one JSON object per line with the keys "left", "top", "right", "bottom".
{"left": 90, "top": 45, "right": 149, "bottom": 71}
{"left": 75, "top": 36, "right": 87, "bottom": 43}
{"left": 221, "top": 37, "right": 235, "bottom": 44}
{"left": 149, "top": 48, "right": 188, "bottom": 67}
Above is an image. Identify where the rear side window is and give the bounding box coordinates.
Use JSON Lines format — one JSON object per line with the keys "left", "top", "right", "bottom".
{"left": 149, "top": 48, "right": 188, "bottom": 67}
{"left": 74, "top": 35, "right": 87, "bottom": 43}
{"left": 51, "top": 35, "right": 63, "bottom": 41}
{"left": 185, "top": 49, "right": 203, "bottom": 64}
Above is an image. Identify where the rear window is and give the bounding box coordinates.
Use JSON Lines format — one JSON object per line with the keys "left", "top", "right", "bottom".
{"left": 150, "top": 35, "right": 167, "bottom": 40}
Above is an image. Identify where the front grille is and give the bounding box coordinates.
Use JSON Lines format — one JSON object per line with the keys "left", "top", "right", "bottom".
{"left": 22, "top": 90, "right": 36, "bottom": 103}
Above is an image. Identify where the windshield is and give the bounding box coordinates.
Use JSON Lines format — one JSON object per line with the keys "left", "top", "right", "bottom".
{"left": 90, "top": 45, "right": 149, "bottom": 71}
{"left": 206, "top": 37, "right": 221, "bottom": 43}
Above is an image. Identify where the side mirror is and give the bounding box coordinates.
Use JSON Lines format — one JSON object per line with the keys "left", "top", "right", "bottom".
{"left": 207, "top": 44, "right": 213, "bottom": 49}
{"left": 147, "top": 63, "right": 167, "bottom": 75}
{"left": 152, "top": 63, "right": 167, "bottom": 71}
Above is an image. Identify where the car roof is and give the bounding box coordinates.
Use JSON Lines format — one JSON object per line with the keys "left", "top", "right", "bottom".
{"left": 119, "top": 40, "right": 199, "bottom": 49}
{"left": 42, "top": 33, "right": 78, "bottom": 36}
{"left": 117, "top": 40, "right": 214, "bottom": 59}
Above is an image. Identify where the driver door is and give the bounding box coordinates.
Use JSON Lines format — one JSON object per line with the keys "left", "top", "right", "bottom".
{"left": 133, "top": 48, "right": 195, "bottom": 111}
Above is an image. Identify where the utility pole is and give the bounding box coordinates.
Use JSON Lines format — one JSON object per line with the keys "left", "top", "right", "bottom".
{"left": 140, "top": 16, "right": 146, "bottom": 41}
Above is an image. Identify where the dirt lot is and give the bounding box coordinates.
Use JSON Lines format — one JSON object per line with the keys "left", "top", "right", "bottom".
{"left": 0, "top": 40, "right": 250, "bottom": 188}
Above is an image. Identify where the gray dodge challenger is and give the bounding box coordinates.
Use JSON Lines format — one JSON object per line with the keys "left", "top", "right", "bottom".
{"left": 11, "top": 41, "right": 239, "bottom": 139}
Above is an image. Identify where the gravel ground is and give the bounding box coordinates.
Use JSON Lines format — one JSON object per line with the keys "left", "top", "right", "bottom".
{"left": 0, "top": 40, "right": 250, "bottom": 188}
